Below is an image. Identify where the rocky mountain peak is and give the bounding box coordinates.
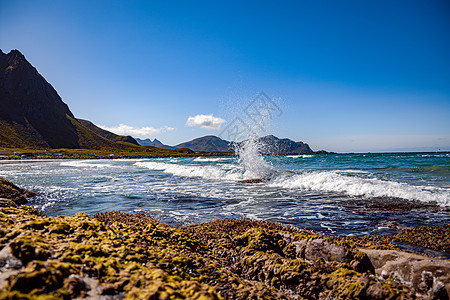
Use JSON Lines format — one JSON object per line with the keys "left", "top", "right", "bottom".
{"left": 0, "top": 49, "right": 135, "bottom": 149}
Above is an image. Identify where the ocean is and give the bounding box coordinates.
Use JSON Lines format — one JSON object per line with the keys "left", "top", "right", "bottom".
{"left": 1, "top": 148, "right": 449, "bottom": 237}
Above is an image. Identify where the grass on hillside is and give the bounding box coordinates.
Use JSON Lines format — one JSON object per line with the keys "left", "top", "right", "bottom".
{"left": 0, "top": 146, "right": 234, "bottom": 159}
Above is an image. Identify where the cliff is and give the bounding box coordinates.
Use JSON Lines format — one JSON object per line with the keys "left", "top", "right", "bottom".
{"left": 0, "top": 49, "right": 137, "bottom": 149}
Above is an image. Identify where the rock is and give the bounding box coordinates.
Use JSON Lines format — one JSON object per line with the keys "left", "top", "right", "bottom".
{"left": 0, "top": 198, "right": 13, "bottom": 207}
{"left": 303, "top": 238, "right": 352, "bottom": 263}
{"left": 0, "top": 244, "right": 24, "bottom": 291}
{"left": 240, "top": 179, "right": 264, "bottom": 184}
{"left": 0, "top": 201, "right": 446, "bottom": 300}
{"left": 0, "top": 177, "right": 36, "bottom": 205}
{"left": 63, "top": 274, "right": 90, "bottom": 298}
{"left": 360, "top": 249, "right": 450, "bottom": 298}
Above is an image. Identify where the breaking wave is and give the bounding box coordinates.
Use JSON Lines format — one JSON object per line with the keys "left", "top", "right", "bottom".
{"left": 60, "top": 161, "right": 116, "bottom": 169}
{"left": 269, "top": 171, "right": 450, "bottom": 207}
{"left": 136, "top": 159, "right": 450, "bottom": 206}
{"left": 193, "top": 157, "right": 234, "bottom": 162}
{"left": 135, "top": 161, "right": 247, "bottom": 181}
{"left": 286, "top": 154, "right": 313, "bottom": 158}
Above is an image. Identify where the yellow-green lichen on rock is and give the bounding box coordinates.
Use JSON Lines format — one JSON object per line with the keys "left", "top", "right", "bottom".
{"left": 1, "top": 204, "right": 448, "bottom": 299}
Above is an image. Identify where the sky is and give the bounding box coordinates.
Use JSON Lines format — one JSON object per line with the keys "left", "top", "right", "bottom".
{"left": 1, "top": 0, "right": 449, "bottom": 152}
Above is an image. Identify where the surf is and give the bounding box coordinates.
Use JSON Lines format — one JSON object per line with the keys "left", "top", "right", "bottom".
{"left": 269, "top": 170, "right": 450, "bottom": 207}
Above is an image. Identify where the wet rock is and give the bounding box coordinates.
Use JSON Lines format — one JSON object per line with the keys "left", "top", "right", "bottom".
{"left": 394, "top": 225, "right": 450, "bottom": 254}
{"left": 240, "top": 179, "right": 264, "bottom": 184}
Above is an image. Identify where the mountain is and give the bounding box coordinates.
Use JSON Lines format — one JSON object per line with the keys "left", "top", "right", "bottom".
{"left": 175, "top": 135, "right": 313, "bottom": 154}
{"left": 78, "top": 119, "right": 138, "bottom": 145}
{"left": 135, "top": 138, "right": 176, "bottom": 149}
{"left": 175, "top": 135, "right": 232, "bottom": 151}
{"left": 0, "top": 49, "right": 137, "bottom": 149}
{"left": 257, "top": 135, "right": 312, "bottom": 154}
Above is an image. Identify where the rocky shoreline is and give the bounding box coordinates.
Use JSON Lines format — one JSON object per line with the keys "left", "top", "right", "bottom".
{"left": 0, "top": 178, "right": 449, "bottom": 299}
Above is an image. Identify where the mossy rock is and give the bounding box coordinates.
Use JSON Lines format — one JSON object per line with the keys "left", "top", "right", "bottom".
{"left": 0, "top": 204, "right": 435, "bottom": 299}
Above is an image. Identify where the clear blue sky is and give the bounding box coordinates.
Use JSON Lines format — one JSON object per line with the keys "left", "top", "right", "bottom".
{"left": 1, "top": 0, "right": 449, "bottom": 152}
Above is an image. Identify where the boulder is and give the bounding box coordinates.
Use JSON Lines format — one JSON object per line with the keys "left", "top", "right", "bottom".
{"left": 360, "top": 249, "right": 450, "bottom": 298}
{"left": 303, "top": 238, "right": 352, "bottom": 263}
{"left": 0, "top": 177, "right": 36, "bottom": 205}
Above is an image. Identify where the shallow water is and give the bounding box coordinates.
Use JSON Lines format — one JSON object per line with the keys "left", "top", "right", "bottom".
{"left": 1, "top": 152, "right": 449, "bottom": 236}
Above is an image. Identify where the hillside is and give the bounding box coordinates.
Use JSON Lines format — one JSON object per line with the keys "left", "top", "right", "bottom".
{"left": 175, "top": 135, "right": 232, "bottom": 151}
{"left": 0, "top": 49, "right": 138, "bottom": 149}
{"left": 77, "top": 119, "right": 139, "bottom": 145}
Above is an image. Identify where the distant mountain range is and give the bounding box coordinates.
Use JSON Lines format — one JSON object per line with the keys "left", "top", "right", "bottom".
{"left": 175, "top": 135, "right": 232, "bottom": 152}
{"left": 0, "top": 49, "right": 139, "bottom": 149}
{"left": 0, "top": 49, "right": 316, "bottom": 155}
{"left": 173, "top": 135, "right": 313, "bottom": 154}
{"left": 135, "top": 138, "right": 176, "bottom": 149}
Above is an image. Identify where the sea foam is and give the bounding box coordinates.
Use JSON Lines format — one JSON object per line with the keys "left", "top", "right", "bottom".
{"left": 60, "top": 161, "right": 115, "bottom": 169}
{"left": 135, "top": 161, "right": 246, "bottom": 181}
{"left": 193, "top": 157, "right": 234, "bottom": 162}
{"left": 269, "top": 171, "right": 450, "bottom": 207}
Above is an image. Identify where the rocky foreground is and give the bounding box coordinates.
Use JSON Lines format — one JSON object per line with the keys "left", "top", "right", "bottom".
{"left": 0, "top": 178, "right": 449, "bottom": 299}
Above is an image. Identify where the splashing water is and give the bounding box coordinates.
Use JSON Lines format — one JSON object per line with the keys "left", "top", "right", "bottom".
{"left": 235, "top": 136, "right": 274, "bottom": 180}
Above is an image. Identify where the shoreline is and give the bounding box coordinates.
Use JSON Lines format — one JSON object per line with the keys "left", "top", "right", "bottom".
{"left": 1, "top": 177, "right": 450, "bottom": 299}
{"left": 1, "top": 150, "right": 448, "bottom": 163}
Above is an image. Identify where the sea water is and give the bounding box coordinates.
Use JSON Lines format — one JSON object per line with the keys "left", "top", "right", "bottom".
{"left": 1, "top": 151, "right": 449, "bottom": 236}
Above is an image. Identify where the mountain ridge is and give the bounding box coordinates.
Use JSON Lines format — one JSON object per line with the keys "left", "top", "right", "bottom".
{"left": 174, "top": 135, "right": 313, "bottom": 154}
{"left": 0, "top": 49, "right": 139, "bottom": 149}
{"left": 0, "top": 49, "right": 317, "bottom": 154}
{"left": 135, "top": 138, "right": 176, "bottom": 149}
{"left": 176, "top": 135, "right": 232, "bottom": 152}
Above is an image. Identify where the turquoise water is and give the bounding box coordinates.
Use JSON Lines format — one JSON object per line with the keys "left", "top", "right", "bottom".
{"left": 1, "top": 152, "right": 449, "bottom": 236}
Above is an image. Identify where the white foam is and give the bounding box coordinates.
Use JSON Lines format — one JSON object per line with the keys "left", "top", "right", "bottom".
{"left": 286, "top": 154, "right": 313, "bottom": 158}
{"left": 60, "top": 161, "right": 114, "bottom": 169}
{"left": 193, "top": 157, "right": 233, "bottom": 162}
{"left": 269, "top": 171, "right": 450, "bottom": 206}
{"left": 338, "top": 169, "right": 370, "bottom": 174}
{"left": 236, "top": 138, "right": 274, "bottom": 179}
{"left": 421, "top": 154, "right": 450, "bottom": 158}
{"left": 135, "top": 161, "right": 247, "bottom": 181}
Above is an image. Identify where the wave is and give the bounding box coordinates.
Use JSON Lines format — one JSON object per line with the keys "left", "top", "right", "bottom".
{"left": 420, "top": 154, "right": 450, "bottom": 158}
{"left": 135, "top": 161, "right": 247, "bottom": 181}
{"left": 60, "top": 161, "right": 115, "bottom": 169}
{"left": 193, "top": 157, "right": 234, "bottom": 162}
{"left": 269, "top": 171, "right": 450, "bottom": 207}
{"left": 286, "top": 154, "right": 313, "bottom": 158}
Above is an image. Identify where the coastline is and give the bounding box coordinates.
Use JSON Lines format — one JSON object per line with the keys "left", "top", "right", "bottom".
{"left": 1, "top": 178, "right": 449, "bottom": 299}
